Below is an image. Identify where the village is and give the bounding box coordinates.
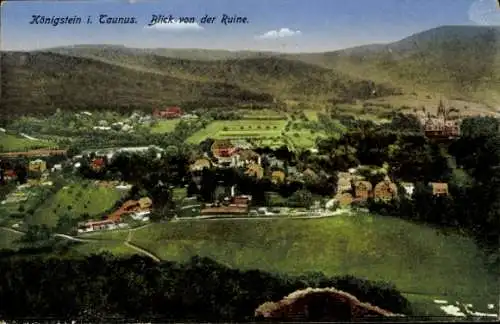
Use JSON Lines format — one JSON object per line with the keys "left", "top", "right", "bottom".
{"left": 0, "top": 102, "right": 462, "bottom": 235}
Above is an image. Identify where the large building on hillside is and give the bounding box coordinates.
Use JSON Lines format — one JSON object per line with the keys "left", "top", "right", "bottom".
{"left": 416, "top": 101, "right": 461, "bottom": 139}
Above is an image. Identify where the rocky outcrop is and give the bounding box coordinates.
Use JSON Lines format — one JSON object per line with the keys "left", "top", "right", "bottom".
{"left": 255, "top": 287, "right": 405, "bottom": 321}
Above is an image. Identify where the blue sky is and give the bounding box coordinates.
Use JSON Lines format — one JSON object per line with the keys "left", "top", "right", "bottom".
{"left": 1, "top": 0, "right": 499, "bottom": 52}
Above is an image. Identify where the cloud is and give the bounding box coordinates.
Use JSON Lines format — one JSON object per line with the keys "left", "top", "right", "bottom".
{"left": 145, "top": 19, "right": 204, "bottom": 31}
{"left": 256, "top": 28, "right": 302, "bottom": 40}
{"left": 468, "top": 0, "right": 500, "bottom": 25}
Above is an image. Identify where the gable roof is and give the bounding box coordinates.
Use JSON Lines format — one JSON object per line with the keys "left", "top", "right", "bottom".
{"left": 354, "top": 180, "right": 372, "bottom": 191}
{"left": 374, "top": 180, "right": 398, "bottom": 196}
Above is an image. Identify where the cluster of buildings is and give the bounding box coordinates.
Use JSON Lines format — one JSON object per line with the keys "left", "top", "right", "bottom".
{"left": 414, "top": 103, "right": 461, "bottom": 139}
{"left": 200, "top": 194, "right": 252, "bottom": 215}
{"left": 334, "top": 169, "right": 449, "bottom": 207}
{"left": 78, "top": 197, "right": 153, "bottom": 233}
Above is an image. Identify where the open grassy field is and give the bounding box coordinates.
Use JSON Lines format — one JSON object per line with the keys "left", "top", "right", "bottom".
{"left": 28, "top": 183, "right": 123, "bottom": 227}
{"left": 186, "top": 120, "right": 287, "bottom": 144}
{"left": 69, "top": 241, "right": 136, "bottom": 257}
{"left": 0, "top": 133, "right": 57, "bottom": 152}
{"left": 150, "top": 120, "right": 180, "bottom": 134}
{"left": 119, "top": 213, "right": 498, "bottom": 316}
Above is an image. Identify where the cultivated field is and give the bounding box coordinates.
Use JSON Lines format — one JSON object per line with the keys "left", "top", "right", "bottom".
{"left": 186, "top": 120, "right": 287, "bottom": 144}
{"left": 120, "top": 213, "right": 498, "bottom": 316}
{"left": 0, "top": 133, "right": 57, "bottom": 152}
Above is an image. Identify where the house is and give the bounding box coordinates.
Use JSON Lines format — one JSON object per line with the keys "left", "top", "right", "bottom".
{"left": 237, "top": 149, "right": 261, "bottom": 165}
{"left": 138, "top": 197, "right": 153, "bottom": 209}
{"left": 373, "top": 177, "right": 398, "bottom": 201}
{"left": 271, "top": 170, "right": 286, "bottom": 184}
{"left": 190, "top": 158, "right": 212, "bottom": 172}
{"left": 91, "top": 158, "right": 105, "bottom": 171}
{"left": 353, "top": 181, "right": 372, "bottom": 200}
{"left": 334, "top": 192, "right": 353, "bottom": 207}
{"left": 211, "top": 139, "right": 236, "bottom": 158}
{"left": 430, "top": 182, "right": 449, "bottom": 196}
{"left": 200, "top": 195, "right": 251, "bottom": 215}
{"left": 3, "top": 169, "right": 16, "bottom": 181}
{"left": 421, "top": 103, "right": 461, "bottom": 139}
{"left": 153, "top": 107, "right": 183, "bottom": 119}
{"left": 29, "top": 159, "right": 47, "bottom": 173}
{"left": 401, "top": 182, "right": 415, "bottom": 197}
{"left": 233, "top": 195, "right": 252, "bottom": 207}
{"left": 336, "top": 178, "right": 352, "bottom": 194}
{"left": 245, "top": 163, "right": 264, "bottom": 179}
{"left": 81, "top": 219, "right": 120, "bottom": 232}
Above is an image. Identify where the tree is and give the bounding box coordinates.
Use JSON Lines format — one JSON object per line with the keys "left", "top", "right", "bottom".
{"left": 288, "top": 189, "right": 313, "bottom": 208}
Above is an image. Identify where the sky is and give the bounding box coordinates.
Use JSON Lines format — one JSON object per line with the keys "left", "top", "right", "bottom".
{"left": 1, "top": 0, "right": 500, "bottom": 52}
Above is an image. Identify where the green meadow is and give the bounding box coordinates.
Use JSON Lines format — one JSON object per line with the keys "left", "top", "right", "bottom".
{"left": 123, "top": 213, "right": 498, "bottom": 315}
{"left": 28, "top": 183, "right": 123, "bottom": 227}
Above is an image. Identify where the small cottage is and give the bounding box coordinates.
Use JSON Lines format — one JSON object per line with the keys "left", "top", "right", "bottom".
{"left": 91, "top": 158, "right": 105, "bottom": 171}
{"left": 373, "top": 177, "right": 398, "bottom": 201}
{"left": 334, "top": 192, "right": 353, "bottom": 207}
{"left": 211, "top": 139, "right": 236, "bottom": 158}
{"left": 353, "top": 181, "right": 372, "bottom": 200}
{"left": 28, "top": 159, "right": 47, "bottom": 173}
{"left": 430, "top": 182, "right": 448, "bottom": 196}
{"left": 337, "top": 178, "right": 352, "bottom": 194}
{"left": 138, "top": 197, "right": 153, "bottom": 209}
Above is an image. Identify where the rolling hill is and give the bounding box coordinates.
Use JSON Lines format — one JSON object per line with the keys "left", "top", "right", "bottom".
{"left": 3, "top": 25, "right": 500, "bottom": 117}
{"left": 1, "top": 50, "right": 401, "bottom": 117}
{"left": 0, "top": 51, "right": 275, "bottom": 117}
{"left": 292, "top": 26, "right": 500, "bottom": 107}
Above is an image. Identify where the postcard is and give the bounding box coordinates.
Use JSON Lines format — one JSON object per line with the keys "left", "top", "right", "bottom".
{"left": 0, "top": 0, "right": 499, "bottom": 322}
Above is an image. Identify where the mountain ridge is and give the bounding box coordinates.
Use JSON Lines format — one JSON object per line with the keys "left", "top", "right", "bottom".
{"left": 2, "top": 25, "right": 500, "bottom": 116}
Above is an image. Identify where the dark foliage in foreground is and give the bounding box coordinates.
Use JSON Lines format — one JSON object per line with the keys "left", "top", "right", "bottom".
{"left": 0, "top": 253, "right": 412, "bottom": 321}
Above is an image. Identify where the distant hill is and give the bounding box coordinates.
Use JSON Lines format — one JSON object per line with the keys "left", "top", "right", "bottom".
{"left": 292, "top": 26, "right": 500, "bottom": 107}
{"left": 46, "top": 44, "right": 276, "bottom": 61}
{"left": 1, "top": 50, "right": 400, "bottom": 117}
{"left": 0, "top": 51, "right": 275, "bottom": 117}
{"left": 4, "top": 25, "right": 500, "bottom": 117}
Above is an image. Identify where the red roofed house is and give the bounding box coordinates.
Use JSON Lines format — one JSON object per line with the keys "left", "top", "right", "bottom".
{"left": 153, "top": 107, "right": 183, "bottom": 119}
{"left": 91, "top": 158, "right": 106, "bottom": 171}
{"left": 3, "top": 169, "right": 17, "bottom": 182}
{"left": 211, "top": 139, "right": 237, "bottom": 158}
